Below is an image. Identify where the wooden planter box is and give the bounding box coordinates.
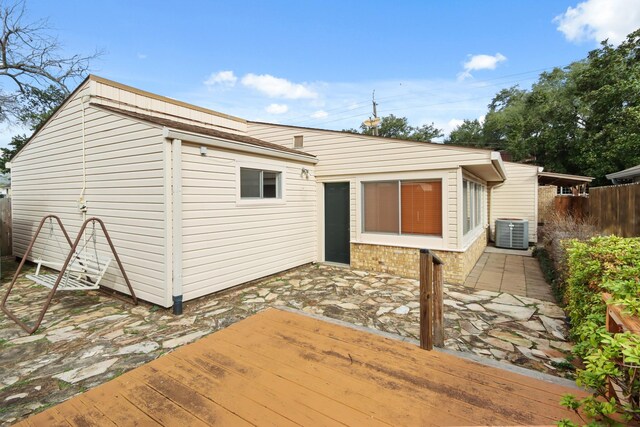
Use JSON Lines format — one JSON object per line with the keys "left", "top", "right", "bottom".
{"left": 602, "top": 293, "right": 640, "bottom": 405}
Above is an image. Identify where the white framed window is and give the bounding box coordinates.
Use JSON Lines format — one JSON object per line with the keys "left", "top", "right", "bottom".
{"left": 463, "top": 178, "right": 486, "bottom": 236}
{"left": 240, "top": 167, "right": 282, "bottom": 199}
{"left": 362, "top": 179, "right": 443, "bottom": 237}
{"left": 557, "top": 186, "right": 573, "bottom": 195}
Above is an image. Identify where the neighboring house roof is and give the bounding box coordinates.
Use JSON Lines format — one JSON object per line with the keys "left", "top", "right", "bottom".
{"left": 92, "top": 104, "right": 316, "bottom": 160}
{"left": 605, "top": 164, "right": 640, "bottom": 181}
{"left": 538, "top": 171, "right": 593, "bottom": 187}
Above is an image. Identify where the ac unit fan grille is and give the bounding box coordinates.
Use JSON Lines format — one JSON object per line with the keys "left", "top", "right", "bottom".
{"left": 495, "top": 219, "right": 528, "bottom": 250}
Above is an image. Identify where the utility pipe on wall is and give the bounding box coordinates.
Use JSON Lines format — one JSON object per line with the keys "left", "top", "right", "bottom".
{"left": 171, "top": 139, "right": 183, "bottom": 315}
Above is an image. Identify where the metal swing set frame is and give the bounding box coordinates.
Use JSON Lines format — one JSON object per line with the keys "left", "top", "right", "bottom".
{"left": 1, "top": 215, "right": 138, "bottom": 334}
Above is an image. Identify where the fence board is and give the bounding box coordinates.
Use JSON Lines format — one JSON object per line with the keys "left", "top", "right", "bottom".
{"left": 0, "top": 198, "right": 11, "bottom": 256}
{"left": 588, "top": 183, "right": 639, "bottom": 237}
{"left": 553, "top": 195, "right": 588, "bottom": 220}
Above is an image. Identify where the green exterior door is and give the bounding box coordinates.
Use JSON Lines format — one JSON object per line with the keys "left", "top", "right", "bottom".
{"left": 324, "top": 182, "right": 350, "bottom": 264}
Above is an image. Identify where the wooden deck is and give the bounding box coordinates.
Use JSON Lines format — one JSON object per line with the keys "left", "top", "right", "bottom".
{"left": 18, "top": 308, "right": 585, "bottom": 426}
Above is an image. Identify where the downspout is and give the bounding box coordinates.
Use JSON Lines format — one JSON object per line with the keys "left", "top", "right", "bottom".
{"left": 79, "top": 95, "right": 89, "bottom": 209}
{"left": 171, "top": 138, "right": 183, "bottom": 315}
{"left": 79, "top": 95, "right": 90, "bottom": 254}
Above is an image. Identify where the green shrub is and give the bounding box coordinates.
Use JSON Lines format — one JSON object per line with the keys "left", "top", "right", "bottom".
{"left": 559, "top": 236, "right": 640, "bottom": 425}
{"left": 540, "top": 212, "right": 598, "bottom": 301}
{"left": 533, "top": 246, "right": 563, "bottom": 303}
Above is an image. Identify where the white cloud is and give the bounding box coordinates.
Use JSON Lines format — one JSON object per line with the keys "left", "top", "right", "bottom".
{"left": 447, "top": 118, "right": 465, "bottom": 132}
{"left": 458, "top": 53, "right": 507, "bottom": 80}
{"left": 554, "top": 0, "right": 640, "bottom": 45}
{"left": 241, "top": 73, "right": 318, "bottom": 99}
{"left": 204, "top": 70, "right": 238, "bottom": 87}
{"left": 137, "top": 53, "right": 147, "bottom": 60}
{"left": 265, "top": 103, "right": 289, "bottom": 114}
{"left": 184, "top": 77, "right": 507, "bottom": 146}
{"left": 310, "top": 110, "right": 328, "bottom": 119}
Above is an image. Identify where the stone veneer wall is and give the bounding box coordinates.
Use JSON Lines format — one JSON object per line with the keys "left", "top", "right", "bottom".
{"left": 538, "top": 185, "right": 557, "bottom": 224}
{"left": 351, "top": 229, "right": 488, "bottom": 285}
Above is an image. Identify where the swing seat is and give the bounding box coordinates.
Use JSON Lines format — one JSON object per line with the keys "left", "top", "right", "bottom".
{"left": 26, "top": 253, "right": 112, "bottom": 291}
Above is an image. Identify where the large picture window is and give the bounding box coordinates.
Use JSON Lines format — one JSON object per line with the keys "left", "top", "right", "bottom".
{"left": 240, "top": 168, "right": 281, "bottom": 199}
{"left": 363, "top": 180, "right": 442, "bottom": 236}
{"left": 463, "top": 179, "right": 485, "bottom": 235}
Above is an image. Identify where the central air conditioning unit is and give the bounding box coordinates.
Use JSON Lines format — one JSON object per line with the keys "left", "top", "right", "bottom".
{"left": 495, "top": 218, "right": 529, "bottom": 250}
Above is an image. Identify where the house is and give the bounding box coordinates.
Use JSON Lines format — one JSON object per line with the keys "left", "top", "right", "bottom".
{"left": 0, "top": 174, "right": 10, "bottom": 198}
{"left": 606, "top": 164, "right": 640, "bottom": 184}
{"left": 489, "top": 162, "right": 541, "bottom": 243}
{"left": 10, "top": 76, "right": 539, "bottom": 312}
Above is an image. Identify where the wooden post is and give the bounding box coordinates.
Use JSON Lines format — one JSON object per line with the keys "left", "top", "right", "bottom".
{"left": 419, "top": 249, "right": 433, "bottom": 350}
{"left": 433, "top": 263, "right": 444, "bottom": 347}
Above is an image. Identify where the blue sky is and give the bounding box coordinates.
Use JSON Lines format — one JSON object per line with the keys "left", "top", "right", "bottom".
{"left": 2, "top": 0, "right": 640, "bottom": 146}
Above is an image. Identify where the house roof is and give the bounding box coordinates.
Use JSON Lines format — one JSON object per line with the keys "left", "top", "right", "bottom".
{"left": 605, "top": 164, "right": 640, "bottom": 180}
{"left": 248, "top": 120, "right": 497, "bottom": 154}
{"left": 538, "top": 171, "right": 593, "bottom": 187}
{"left": 91, "top": 104, "right": 316, "bottom": 160}
{"left": 90, "top": 75, "right": 247, "bottom": 124}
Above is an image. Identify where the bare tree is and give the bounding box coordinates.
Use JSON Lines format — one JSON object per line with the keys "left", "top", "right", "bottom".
{"left": 0, "top": 1, "right": 100, "bottom": 122}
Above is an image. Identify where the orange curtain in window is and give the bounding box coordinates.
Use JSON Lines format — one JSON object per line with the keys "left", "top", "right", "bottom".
{"left": 401, "top": 181, "right": 442, "bottom": 236}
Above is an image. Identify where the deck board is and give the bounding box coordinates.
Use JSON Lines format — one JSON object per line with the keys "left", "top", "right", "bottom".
{"left": 19, "top": 308, "right": 586, "bottom": 426}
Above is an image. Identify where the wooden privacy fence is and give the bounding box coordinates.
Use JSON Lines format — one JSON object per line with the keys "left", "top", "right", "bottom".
{"left": 589, "top": 183, "right": 639, "bottom": 237}
{"left": 0, "top": 198, "right": 11, "bottom": 257}
{"left": 545, "top": 183, "right": 639, "bottom": 237}
{"left": 553, "top": 195, "right": 589, "bottom": 220}
{"left": 419, "top": 248, "right": 444, "bottom": 351}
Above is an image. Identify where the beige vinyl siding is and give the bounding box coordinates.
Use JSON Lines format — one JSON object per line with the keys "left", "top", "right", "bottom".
{"left": 490, "top": 162, "right": 538, "bottom": 243}
{"left": 248, "top": 123, "right": 476, "bottom": 250}
{"left": 247, "top": 123, "right": 492, "bottom": 176}
{"left": 180, "top": 143, "right": 316, "bottom": 301}
{"left": 92, "top": 79, "right": 247, "bottom": 135}
{"left": 447, "top": 170, "right": 459, "bottom": 249}
{"left": 11, "top": 88, "right": 169, "bottom": 306}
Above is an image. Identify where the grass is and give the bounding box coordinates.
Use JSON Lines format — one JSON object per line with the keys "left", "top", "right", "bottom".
{"left": 1, "top": 379, "right": 33, "bottom": 392}
{"left": 550, "top": 359, "right": 576, "bottom": 372}
{"left": 110, "top": 368, "right": 125, "bottom": 379}
{"left": 56, "top": 380, "right": 72, "bottom": 390}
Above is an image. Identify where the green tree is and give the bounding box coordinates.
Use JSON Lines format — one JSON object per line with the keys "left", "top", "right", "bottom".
{"left": 0, "top": 85, "right": 66, "bottom": 172}
{"left": 411, "top": 122, "right": 444, "bottom": 141}
{"left": 572, "top": 30, "right": 640, "bottom": 182}
{"left": 361, "top": 114, "right": 412, "bottom": 138}
{"left": 344, "top": 114, "right": 443, "bottom": 142}
{"left": 482, "top": 86, "right": 528, "bottom": 156}
{"left": 444, "top": 119, "right": 486, "bottom": 147}
{"left": 458, "top": 29, "right": 640, "bottom": 184}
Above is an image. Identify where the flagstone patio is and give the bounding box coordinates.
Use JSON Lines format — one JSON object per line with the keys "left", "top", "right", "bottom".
{"left": 463, "top": 247, "right": 554, "bottom": 301}
{"left": 0, "top": 258, "right": 572, "bottom": 424}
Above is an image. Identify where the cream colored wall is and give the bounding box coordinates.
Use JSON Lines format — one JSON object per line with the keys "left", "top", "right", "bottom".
{"left": 91, "top": 78, "right": 247, "bottom": 135}
{"left": 180, "top": 143, "right": 317, "bottom": 301}
{"left": 247, "top": 123, "right": 491, "bottom": 251}
{"left": 490, "top": 162, "right": 538, "bottom": 243}
{"left": 11, "top": 88, "right": 170, "bottom": 305}
{"left": 460, "top": 169, "right": 489, "bottom": 250}
{"left": 247, "top": 123, "right": 493, "bottom": 176}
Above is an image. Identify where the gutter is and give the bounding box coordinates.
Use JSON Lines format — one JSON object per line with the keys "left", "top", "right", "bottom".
{"left": 163, "top": 128, "right": 318, "bottom": 165}
{"left": 490, "top": 152, "right": 507, "bottom": 181}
